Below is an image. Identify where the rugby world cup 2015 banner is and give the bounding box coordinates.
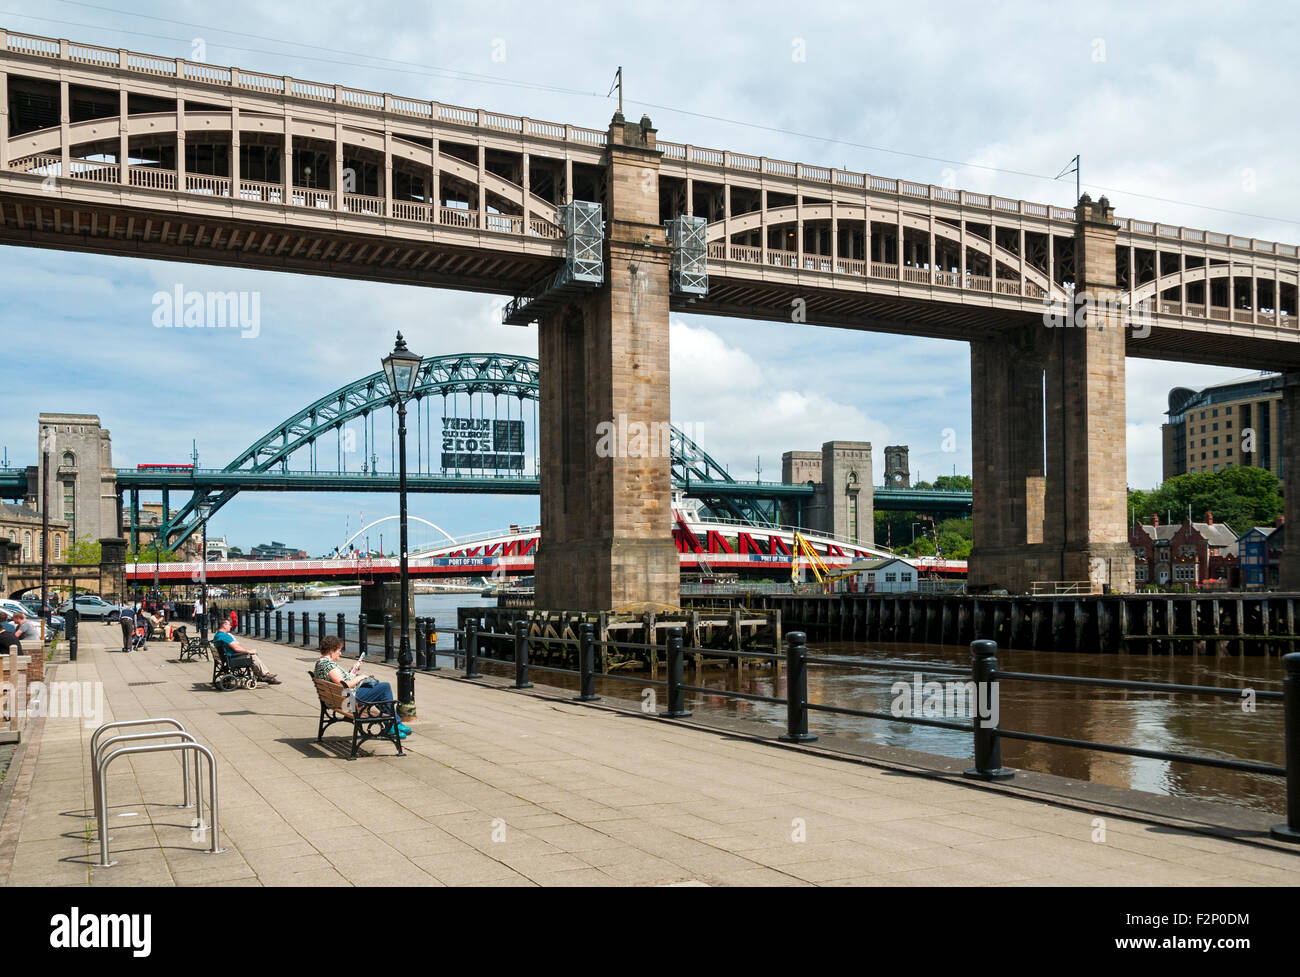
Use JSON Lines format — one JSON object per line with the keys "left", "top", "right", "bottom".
{"left": 441, "top": 418, "right": 525, "bottom": 470}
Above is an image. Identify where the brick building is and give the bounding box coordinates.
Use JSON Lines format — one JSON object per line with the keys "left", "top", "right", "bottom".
{"left": 1130, "top": 513, "right": 1239, "bottom": 587}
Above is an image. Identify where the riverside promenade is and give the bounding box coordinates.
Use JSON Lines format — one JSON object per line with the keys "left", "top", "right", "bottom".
{"left": 0, "top": 625, "right": 1296, "bottom": 887}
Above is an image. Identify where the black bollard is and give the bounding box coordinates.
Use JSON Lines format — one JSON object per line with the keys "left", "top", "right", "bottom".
{"left": 963, "top": 640, "right": 1014, "bottom": 780}
{"left": 465, "top": 619, "right": 481, "bottom": 678}
{"left": 264, "top": 608, "right": 271, "bottom": 637}
{"left": 287, "top": 611, "right": 294, "bottom": 644}
{"left": 357, "top": 613, "right": 368, "bottom": 658}
{"left": 415, "top": 618, "right": 426, "bottom": 670}
{"left": 384, "top": 614, "right": 394, "bottom": 662}
{"left": 1272, "top": 652, "right": 1300, "bottom": 841}
{"left": 336, "top": 613, "right": 345, "bottom": 640}
{"left": 66, "top": 607, "right": 79, "bottom": 662}
{"left": 317, "top": 612, "right": 325, "bottom": 643}
{"left": 661, "top": 628, "right": 691, "bottom": 718}
{"left": 778, "top": 631, "right": 817, "bottom": 742}
{"left": 425, "top": 615, "right": 439, "bottom": 671}
{"left": 302, "top": 611, "right": 310, "bottom": 647}
{"left": 575, "top": 622, "right": 600, "bottom": 702}
{"left": 513, "top": 619, "right": 533, "bottom": 689}
{"left": 275, "top": 610, "right": 282, "bottom": 642}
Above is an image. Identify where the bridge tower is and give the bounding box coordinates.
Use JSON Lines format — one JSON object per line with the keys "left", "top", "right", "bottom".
{"left": 534, "top": 114, "right": 679, "bottom": 609}
{"left": 883, "top": 446, "right": 910, "bottom": 487}
{"left": 969, "top": 196, "right": 1135, "bottom": 594}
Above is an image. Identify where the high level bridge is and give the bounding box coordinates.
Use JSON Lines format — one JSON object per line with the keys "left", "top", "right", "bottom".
{"left": 2, "top": 28, "right": 1298, "bottom": 604}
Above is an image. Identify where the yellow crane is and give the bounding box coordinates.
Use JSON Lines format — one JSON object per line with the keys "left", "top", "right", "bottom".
{"left": 791, "top": 531, "right": 869, "bottom": 592}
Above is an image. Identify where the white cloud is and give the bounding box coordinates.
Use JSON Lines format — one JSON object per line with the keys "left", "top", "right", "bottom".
{"left": 669, "top": 318, "right": 892, "bottom": 480}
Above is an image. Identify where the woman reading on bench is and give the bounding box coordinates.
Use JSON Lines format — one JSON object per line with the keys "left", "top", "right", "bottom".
{"left": 315, "top": 635, "right": 409, "bottom": 739}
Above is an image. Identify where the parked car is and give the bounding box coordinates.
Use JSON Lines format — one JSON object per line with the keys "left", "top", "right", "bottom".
{"left": 56, "top": 593, "right": 126, "bottom": 620}
{"left": 0, "top": 598, "right": 63, "bottom": 635}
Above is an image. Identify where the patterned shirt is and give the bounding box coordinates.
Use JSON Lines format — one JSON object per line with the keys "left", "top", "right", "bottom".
{"left": 314, "top": 656, "right": 346, "bottom": 682}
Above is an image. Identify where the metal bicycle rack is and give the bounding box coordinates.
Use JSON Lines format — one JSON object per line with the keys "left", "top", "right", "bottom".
{"left": 92, "top": 731, "right": 202, "bottom": 842}
{"left": 91, "top": 719, "right": 196, "bottom": 819}
{"left": 90, "top": 718, "right": 223, "bottom": 867}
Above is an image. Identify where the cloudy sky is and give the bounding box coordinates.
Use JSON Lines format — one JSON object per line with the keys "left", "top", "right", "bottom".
{"left": 2, "top": 0, "right": 1296, "bottom": 554}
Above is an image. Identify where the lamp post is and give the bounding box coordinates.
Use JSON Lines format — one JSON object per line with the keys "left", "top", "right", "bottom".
{"left": 197, "top": 500, "right": 212, "bottom": 641}
{"left": 383, "top": 331, "right": 422, "bottom": 708}
{"left": 40, "top": 425, "right": 50, "bottom": 645}
{"left": 153, "top": 514, "right": 160, "bottom": 604}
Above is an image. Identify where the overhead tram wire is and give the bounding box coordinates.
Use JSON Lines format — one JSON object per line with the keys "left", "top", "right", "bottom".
{"left": 12, "top": 4, "right": 1299, "bottom": 232}
{"left": 6, "top": 5, "right": 604, "bottom": 99}
{"left": 624, "top": 98, "right": 1300, "bottom": 232}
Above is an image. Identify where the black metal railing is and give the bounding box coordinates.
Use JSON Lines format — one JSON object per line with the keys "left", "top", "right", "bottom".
{"left": 225, "top": 610, "right": 1300, "bottom": 840}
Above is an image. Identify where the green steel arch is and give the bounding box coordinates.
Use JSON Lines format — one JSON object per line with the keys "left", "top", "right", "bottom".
{"left": 164, "top": 353, "right": 740, "bottom": 549}
{"left": 228, "top": 353, "right": 542, "bottom": 474}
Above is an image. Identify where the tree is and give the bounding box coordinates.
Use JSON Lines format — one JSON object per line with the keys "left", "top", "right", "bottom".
{"left": 65, "top": 536, "right": 101, "bottom": 565}
{"left": 932, "top": 474, "right": 973, "bottom": 492}
{"left": 128, "top": 541, "right": 180, "bottom": 564}
{"left": 1128, "top": 467, "right": 1281, "bottom": 535}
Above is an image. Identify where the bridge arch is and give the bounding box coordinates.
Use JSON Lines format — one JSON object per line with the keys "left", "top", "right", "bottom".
{"left": 340, "top": 515, "right": 456, "bottom": 552}
{"left": 162, "top": 353, "right": 740, "bottom": 549}
{"left": 7, "top": 113, "right": 563, "bottom": 233}
{"left": 708, "top": 205, "right": 1067, "bottom": 300}
{"left": 1129, "top": 263, "right": 1300, "bottom": 313}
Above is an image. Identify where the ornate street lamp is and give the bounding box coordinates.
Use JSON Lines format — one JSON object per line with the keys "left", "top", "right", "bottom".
{"left": 382, "top": 331, "right": 421, "bottom": 707}
{"left": 40, "top": 425, "right": 50, "bottom": 645}
{"left": 197, "top": 500, "right": 212, "bottom": 640}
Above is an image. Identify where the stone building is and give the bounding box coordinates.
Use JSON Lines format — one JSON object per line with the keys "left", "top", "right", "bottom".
{"left": 780, "top": 441, "right": 873, "bottom": 545}
{"left": 29, "top": 413, "right": 118, "bottom": 547}
{"left": 0, "top": 501, "right": 70, "bottom": 563}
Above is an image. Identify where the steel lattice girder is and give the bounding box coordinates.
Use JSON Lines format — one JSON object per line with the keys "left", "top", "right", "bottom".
{"left": 666, "top": 215, "right": 708, "bottom": 296}
{"left": 503, "top": 201, "right": 604, "bottom": 324}
{"left": 562, "top": 200, "right": 604, "bottom": 283}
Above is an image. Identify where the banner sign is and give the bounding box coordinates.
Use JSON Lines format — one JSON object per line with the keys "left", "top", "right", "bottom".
{"left": 441, "top": 418, "right": 525, "bottom": 470}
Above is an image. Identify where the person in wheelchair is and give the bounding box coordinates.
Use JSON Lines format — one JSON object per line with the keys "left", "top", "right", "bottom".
{"left": 315, "top": 635, "right": 408, "bottom": 738}
{"left": 212, "top": 622, "right": 281, "bottom": 685}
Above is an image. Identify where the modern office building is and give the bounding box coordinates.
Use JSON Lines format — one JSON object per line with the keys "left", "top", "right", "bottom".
{"left": 1162, "top": 373, "right": 1283, "bottom": 482}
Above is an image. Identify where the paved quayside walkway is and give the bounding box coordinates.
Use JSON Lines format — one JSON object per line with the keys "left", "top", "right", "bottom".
{"left": 1, "top": 624, "right": 1297, "bottom": 886}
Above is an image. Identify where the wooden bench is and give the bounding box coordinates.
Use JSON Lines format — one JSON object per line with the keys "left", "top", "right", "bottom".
{"left": 309, "top": 673, "right": 404, "bottom": 760}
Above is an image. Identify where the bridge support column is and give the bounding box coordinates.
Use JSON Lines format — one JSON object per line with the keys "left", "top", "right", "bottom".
{"left": 534, "top": 113, "right": 679, "bottom": 611}
{"left": 1045, "top": 196, "right": 1134, "bottom": 594}
{"left": 360, "top": 581, "right": 413, "bottom": 625}
{"left": 1282, "top": 374, "right": 1300, "bottom": 590}
{"left": 969, "top": 196, "right": 1134, "bottom": 595}
{"left": 98, "top": 537, "right": 127, "bottom": 603}
{"left": 968, "top": 328, "right": 1050, "bottom": 593}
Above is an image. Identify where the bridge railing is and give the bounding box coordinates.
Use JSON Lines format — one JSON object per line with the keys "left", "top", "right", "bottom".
{"left": 678, "top": 514, "right": 898, "bottom": 555}
{"left": 410, "top": 524, "right": 540, "bottom": 553}
{"left": 0, "top": 28, "right": 608, "bottom": 155}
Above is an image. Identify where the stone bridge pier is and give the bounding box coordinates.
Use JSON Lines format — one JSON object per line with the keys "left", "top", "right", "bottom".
{"left": 969, "top": 197, "right": 1135, "bottom": 594}
{"left": 534, "top": 114, "right": 679, "bottom": 610}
